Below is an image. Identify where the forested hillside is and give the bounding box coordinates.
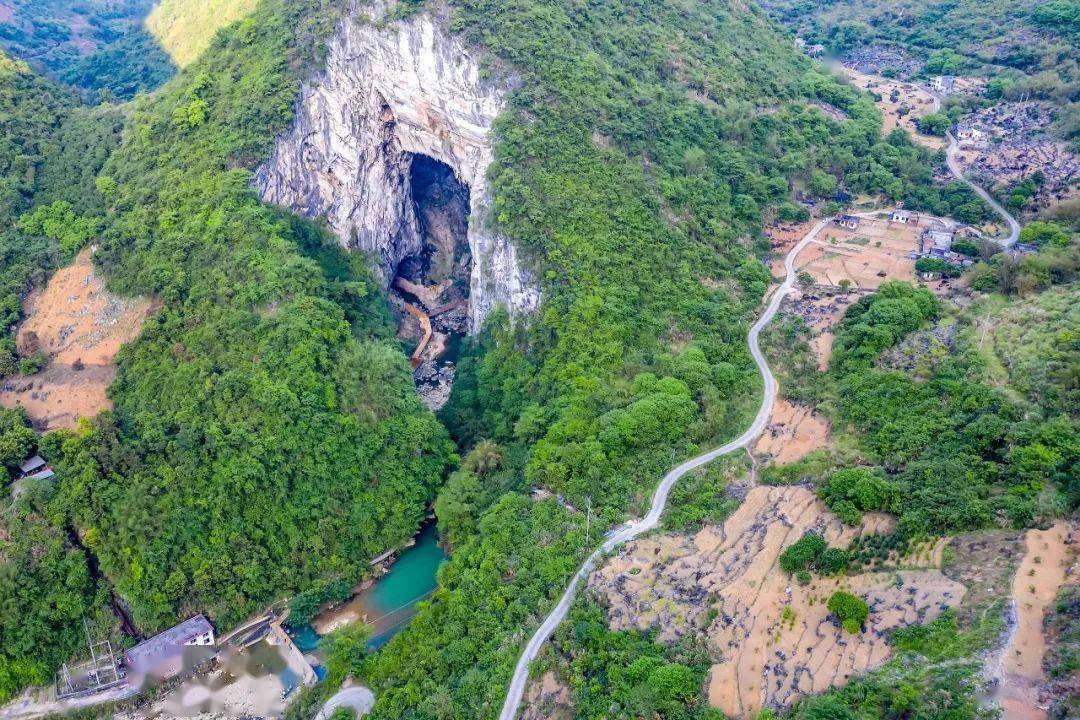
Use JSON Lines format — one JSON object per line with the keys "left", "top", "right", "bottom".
{"left": 0, "top": 0, "right": 173, "bottom": 100}
{"left": 0, "top": 51, "right": 118, "bottom": 702}
{"left": 760, "top": 0, "right": 1079, "bottom": 141}
{"left": 2, "top": 0, "right": 1072, "bottom": 715}
{"left": 43, "top": 0, "right": 455, "bottom": 633}
{"left": 1, "top": 0, "right": 454, "bottom": 701}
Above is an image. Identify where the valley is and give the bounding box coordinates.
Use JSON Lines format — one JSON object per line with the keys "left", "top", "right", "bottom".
{"left": 0, "top": 0, "right": 1077, "bottom": 719}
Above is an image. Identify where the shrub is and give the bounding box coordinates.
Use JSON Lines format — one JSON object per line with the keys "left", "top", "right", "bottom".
{"left": 916, "top": 113, "right": 950, "bottom": 136}
{"left": 779, "top": 532, "right": 828, "bottom": 573}
{"left": 828, "top": 591, "right": 869, "bottom": 633}
{"left": 818, "top": 547, "right": 851, "bottom": 575}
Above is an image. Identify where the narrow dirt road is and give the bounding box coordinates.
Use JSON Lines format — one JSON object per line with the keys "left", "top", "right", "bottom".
{"left": 497, "top": 219, "right": 831, "bottom": 720}
{"left": 929, "top": 89, "right": 1021, "bottom": 246}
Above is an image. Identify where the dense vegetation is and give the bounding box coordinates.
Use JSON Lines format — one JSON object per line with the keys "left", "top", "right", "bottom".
{"left": 0, "top": 487, "right": 102, "bottom": 701}
{"left": 1044, "top": 584, "right": 1080, "bottom": 720}
{"left": 986, "top": 284, "right": 1079, "bottom": 420}
{"left": 778, "top": 532, "right": 851, "bottom": 583}
{"left": 39, "top": 0, "right": 455, "bottom": 634}
{"left": 761, "top": 279, "right": 1078, "bottom": 536}
{"left": 826, "top": 590, "right": 869, "bottom": 634}
{"left": 546, "top": 601, "right": 719, "bottom": 720}
{"left": 0, "top": 0, "right": 174, "bottom": 100}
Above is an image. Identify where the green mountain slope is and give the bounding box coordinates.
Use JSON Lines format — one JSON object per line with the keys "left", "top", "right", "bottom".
{"left": 0, "top": 0, "right": 174, "bottom": 100}
{"left": 44, "top": 0, "right": 454, "bottom": 633}
{"left": 145, "top": 0, "right": 261, "bottom": 67}
{"left": 0, "top": 51, "right": 116, "bottom": 704}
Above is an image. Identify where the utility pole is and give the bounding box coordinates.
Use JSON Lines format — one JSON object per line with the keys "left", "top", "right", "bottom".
{"left": 978, "top": 308, "right": 991, "bottom": 350}
{"left": 584, "top": 496, "right": 592, "bottom": 551}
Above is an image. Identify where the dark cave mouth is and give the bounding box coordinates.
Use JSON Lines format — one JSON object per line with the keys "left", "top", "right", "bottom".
{"left": 390, "top": 154, "right": 472, "bottom": 409}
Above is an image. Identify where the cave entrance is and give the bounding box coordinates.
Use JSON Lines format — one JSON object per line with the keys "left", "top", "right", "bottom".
{"left": 390, "top": 154, "right": 472, "bottom": 410}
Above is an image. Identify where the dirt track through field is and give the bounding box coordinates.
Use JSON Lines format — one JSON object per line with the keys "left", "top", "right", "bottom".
{"left": 995, "top": 522, "right": 1077, "bottom": 720}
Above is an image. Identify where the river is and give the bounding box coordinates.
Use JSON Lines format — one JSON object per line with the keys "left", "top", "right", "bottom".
{"left": 293, "top": 523, "right": 446, "bottom": 653}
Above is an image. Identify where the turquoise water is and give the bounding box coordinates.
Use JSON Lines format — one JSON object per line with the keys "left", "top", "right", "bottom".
{"left": 291, "top": 522, "right": 445, "bottom": 651}
{"left": 364, "top": 522, "right": 445, "bottom": 648}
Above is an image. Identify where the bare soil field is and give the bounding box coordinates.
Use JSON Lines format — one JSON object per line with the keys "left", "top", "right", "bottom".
{"left": 753, "top": 399, "right": 830, "bottom": 465}
{"left": 801, "top": 216, "right": 924, "bottom": 290}
{"left": 996, "top": 522, "right": 1078, "bottom": 720}
{"left": 521, "top": 671, "right": 572, "bottom": 720}
{"left": 588, "top": 486, "right": 963, "bottom": 718}
{"left": 0, "top": 249, "right": 151, "bottom": 430}
{"left": 837, "top": 67, "right": 944, "bottom": 151}
{"left": 766, "top": 221, "right": 816, "bottom": 278}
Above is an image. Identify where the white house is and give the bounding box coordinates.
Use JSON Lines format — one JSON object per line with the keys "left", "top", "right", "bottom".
{"left": 931, "top": 76, "right": 956, "bottom": 94}
{"left": 890, "top": 209, "right": 914, "bottom": 224}
{"left": 956, "top": 125, "right": 988, "bottom": 147}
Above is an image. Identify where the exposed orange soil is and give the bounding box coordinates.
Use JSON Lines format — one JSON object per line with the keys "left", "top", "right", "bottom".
{"left": 766, "top": 221, "right": 815, "bottom": 277}
{"left": 801, "top": 216, "right": 923, "bottom": 290}
{"left": 521, "top": 671, "right": 572, "bottom": 720}
{"left": 754, "top": 398, "right": 830, "bottom": 465}
{"left": 589, "top": 486, "right": 962, "bottom": 718}
{"left": 996, "top": 522, "right": 1078, "bottom": 720}
{"left": 811, "top": 332, "right": 833, "bottom": 371}
{"left": 839, "top": 67, "right": 945, "bottom": 151}
{"left": 0, "top": 249, "right": 151, "bottom": 430}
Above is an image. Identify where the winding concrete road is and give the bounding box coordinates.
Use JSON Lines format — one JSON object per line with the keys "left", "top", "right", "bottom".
{"left": 944, "top": 135, "right": 1021, "bottom": 246}
{"left": 929, "top": 90, "right": 1020, "bottom": 246}
{"left": 315, "top": 685, "right": 375, "bottom": 720}
{"left": 497, "top": 219, "right": 831, "bottom": 720}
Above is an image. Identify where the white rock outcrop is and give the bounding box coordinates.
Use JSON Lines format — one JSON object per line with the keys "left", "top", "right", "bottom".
{"left": 255, "top": 1, "right": 539, "bottom": 331}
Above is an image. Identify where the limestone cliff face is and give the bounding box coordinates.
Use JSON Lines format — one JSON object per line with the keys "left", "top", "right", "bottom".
{"left": 255, "top": 2, "right": 539, "bottom": 331}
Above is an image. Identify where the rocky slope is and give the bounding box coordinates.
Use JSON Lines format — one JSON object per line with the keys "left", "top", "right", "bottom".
{"left": 588, "top": 486, "right": 964, "bottom": 718}
{"left": 256, "top": 1, "right": 539, "bottom": 332}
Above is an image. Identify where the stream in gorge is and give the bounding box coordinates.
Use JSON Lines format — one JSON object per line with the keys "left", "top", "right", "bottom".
{"left": 389, "top": 154, "right": 473, "bottom": 410}
{"left": 291, "top": 522, "right": 446, "bottom": 654}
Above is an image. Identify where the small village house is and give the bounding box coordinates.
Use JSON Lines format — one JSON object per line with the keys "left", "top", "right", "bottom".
{"left": 125, "top": 615, "right": 216, "bottom": 684}
{"left": 835, "top": 214, "right": 860, "bottom": 230}
{"left": 17, "top": 455, "right": 55, "bottom": 481}
{"left": 920, "top": 221, "right": 955, "bottom": 255}
{"left": 890, "top": 209, "right": 916, "bottom": 224}
{"left": 956, "top": 125, "right": 988, "bottom": 147}
{"left": 931, "top": 75, "right": 955, "bottom": 94}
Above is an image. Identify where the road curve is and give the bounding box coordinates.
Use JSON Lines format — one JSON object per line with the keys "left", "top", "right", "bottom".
{"left": 944, "top": 134, "right": 1020, "bottom": 245}
{"left": 315, "top": 686, "right": 375, "bottom": 720}
{"left": 497, "top": 219, "right": 831, "bottom": 720}
{"left": 929, "top": 89, "right": 1020, "bottom": 246}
